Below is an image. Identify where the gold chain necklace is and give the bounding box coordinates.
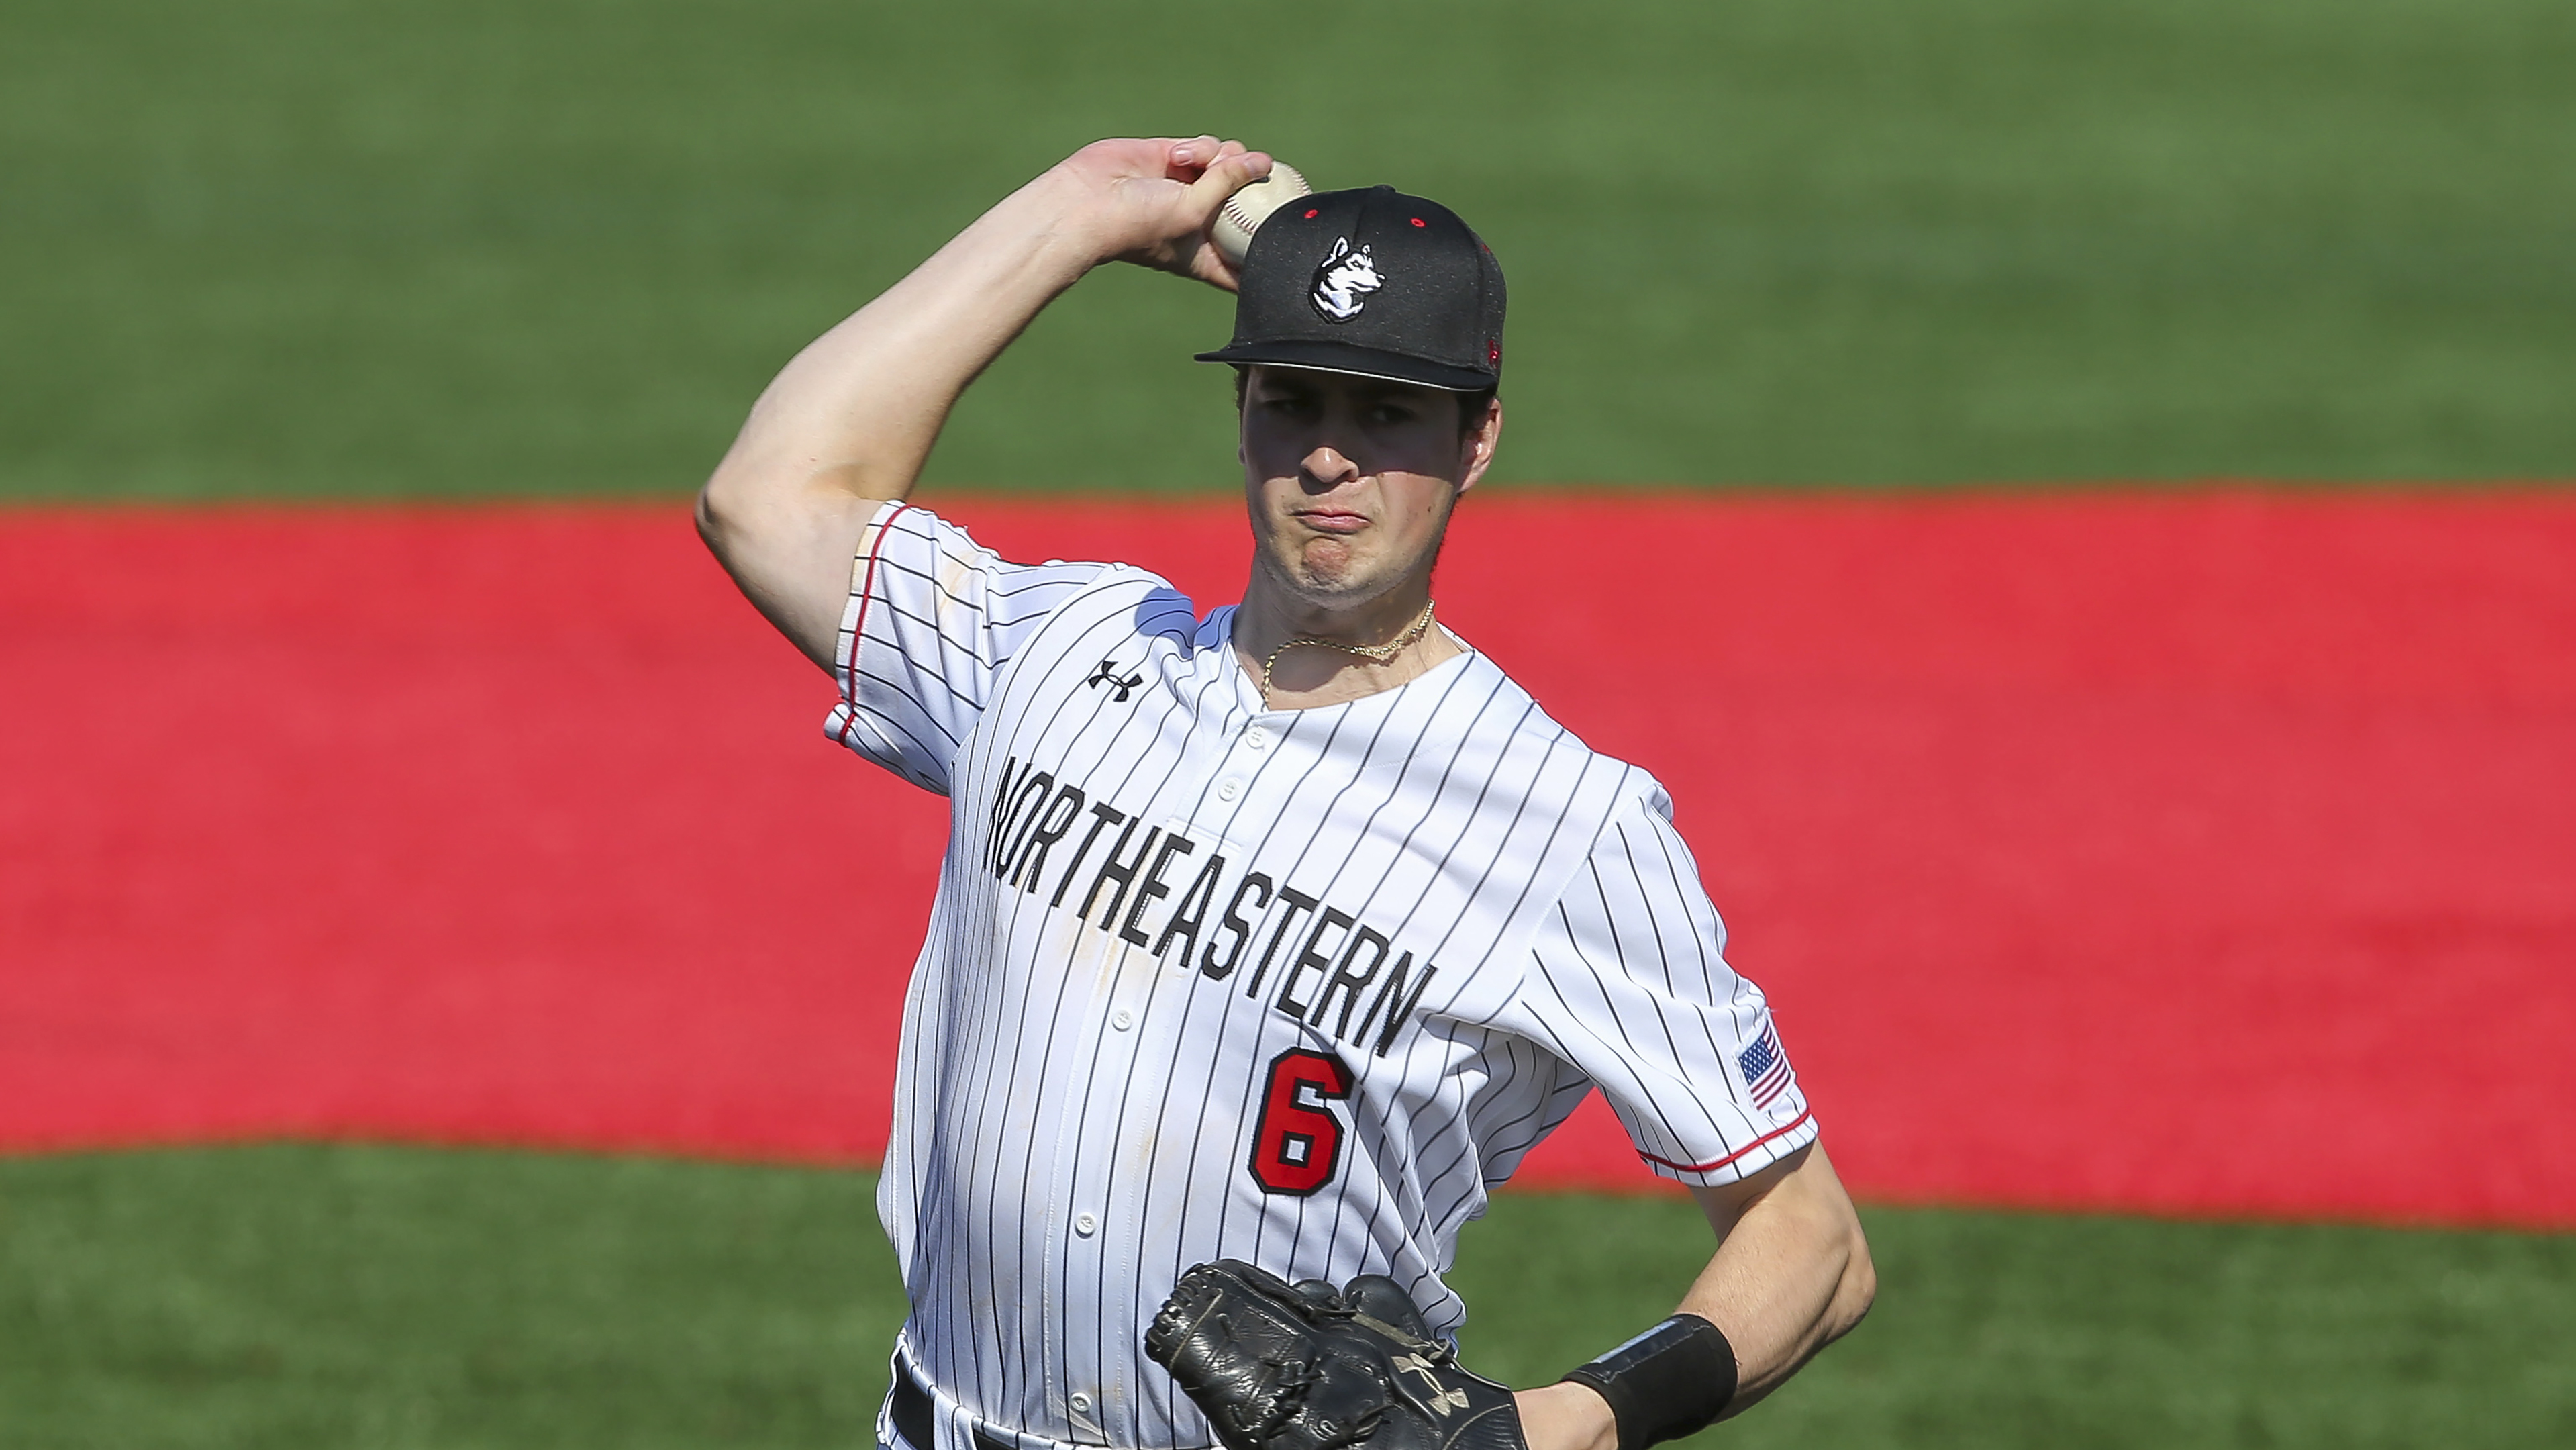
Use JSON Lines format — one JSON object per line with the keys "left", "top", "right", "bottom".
{"left": 1258, "top": 599, "right": 1437, "bottom": 708}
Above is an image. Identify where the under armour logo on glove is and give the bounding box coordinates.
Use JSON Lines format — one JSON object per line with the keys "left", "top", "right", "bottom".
{"left": 1389, "top": 1354, "right": 1472, "bottom": 1416}
{"left": 1085, "top": 659, "right": 1145, "bottom": 702}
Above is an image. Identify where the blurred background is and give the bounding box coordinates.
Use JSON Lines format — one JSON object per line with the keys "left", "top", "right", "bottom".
{"left": 3, "top": 1, "right": 2572, "bottom": 1447}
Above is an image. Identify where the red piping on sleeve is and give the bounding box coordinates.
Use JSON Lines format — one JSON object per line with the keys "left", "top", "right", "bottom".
{"left": 834, "top": 501, "right": 915, "bottom": 748}
{"left": 1636, "top": 1108, "right": 1816, "bottom": 1175}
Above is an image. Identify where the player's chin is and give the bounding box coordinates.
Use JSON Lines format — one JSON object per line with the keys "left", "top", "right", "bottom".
{"left": 1287, "top": 538, "right": 1378, "bottom": 592}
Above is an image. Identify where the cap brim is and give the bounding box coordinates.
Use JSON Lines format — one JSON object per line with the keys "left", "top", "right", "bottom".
{"left": 1193, "top": 338, "right": 1496, "bottom": 392}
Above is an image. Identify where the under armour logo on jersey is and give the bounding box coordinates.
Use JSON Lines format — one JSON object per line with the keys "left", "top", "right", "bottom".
{"left": 1085, "top": 659, "right": 1144, "bottom": 702}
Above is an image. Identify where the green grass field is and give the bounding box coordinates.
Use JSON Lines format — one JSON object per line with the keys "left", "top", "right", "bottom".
{"left": 8, "top": 5, "right": 2572, "bottom": 1444}
{"left": 3, "top": 1147, "right": 2571, "bottom": 1449}
{"left": 3, "top": 0, "right": 2572, "bottom": 500}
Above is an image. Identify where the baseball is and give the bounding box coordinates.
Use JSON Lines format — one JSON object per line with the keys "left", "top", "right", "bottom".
{"left": 1210, "top": 161, "right": 1311, "bottom": 269}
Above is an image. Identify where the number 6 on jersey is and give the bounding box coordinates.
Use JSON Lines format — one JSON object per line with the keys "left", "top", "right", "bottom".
{"left": 1249, "top": 1048, "right": 1354, "bottom": 1195}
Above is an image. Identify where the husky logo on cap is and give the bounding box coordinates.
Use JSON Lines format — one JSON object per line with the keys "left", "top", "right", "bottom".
{"left": 1309, "top": 238, "right": 1382, "bottom": 322}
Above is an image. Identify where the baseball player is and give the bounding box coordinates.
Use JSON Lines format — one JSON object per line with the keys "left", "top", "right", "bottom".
{"left": 697, "top": 138, "right": 1873, "bottom": 1450}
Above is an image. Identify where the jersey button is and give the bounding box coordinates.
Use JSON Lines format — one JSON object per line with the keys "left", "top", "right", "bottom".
{"left": 1069, "top": 1392, "right": 1094, "bottom": 1414}
{"left": 1217, "top": 779, "right": 1242, "bottom": 802}
{"left": 1111, "top": 1009, "right": 1134, "bottom": 1031}
{"left": 1075, "top": 1212, "right": 1098, "bottom": 1237}
{"left": 1244, "top": 727, "right": 1270, "bottom": 751}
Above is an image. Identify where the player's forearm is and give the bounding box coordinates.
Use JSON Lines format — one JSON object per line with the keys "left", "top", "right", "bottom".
{"left": 1679, "top": 1145, "right": 1875, "bottom": 1414}
{"left": 1518, "top": 1149, "right": 1871, "bottom": 1450}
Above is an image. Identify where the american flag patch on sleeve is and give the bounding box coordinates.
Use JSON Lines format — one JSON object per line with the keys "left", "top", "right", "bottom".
{"left": 1736, "top": 1021, "right": 1795, "bottom": 1109}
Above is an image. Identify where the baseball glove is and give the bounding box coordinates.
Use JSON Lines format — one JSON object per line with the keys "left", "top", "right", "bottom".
{"left": 1144, "top": 1259, "right": 1528, "bottom": 1450}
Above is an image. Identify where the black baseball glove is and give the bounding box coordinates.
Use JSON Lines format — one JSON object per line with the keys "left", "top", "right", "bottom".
{"left": 1144, "top": 1259, "right": 1528, "bottom": 1450}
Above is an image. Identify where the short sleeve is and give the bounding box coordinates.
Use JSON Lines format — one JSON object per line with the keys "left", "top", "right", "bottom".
{"left": 824, "top": 502, "right": 1108, "bottom": 795}
{"left": 1489, "top": 791, "right": 1819, "bottom": 1187}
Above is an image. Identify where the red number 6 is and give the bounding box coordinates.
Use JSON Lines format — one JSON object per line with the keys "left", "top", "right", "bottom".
{"left": 1248, "top": 1048, "right": 1353, "bottom": 1196}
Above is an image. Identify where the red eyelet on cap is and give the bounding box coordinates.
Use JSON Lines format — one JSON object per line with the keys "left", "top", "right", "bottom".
{"left": 1410, "top": 217, "right": 1426, "bottom": 227}
{"left": 1303, "top": 208, "right": 1318, "bottom": 218}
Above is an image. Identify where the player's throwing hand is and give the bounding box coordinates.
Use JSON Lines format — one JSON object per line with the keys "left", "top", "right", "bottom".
{"left": 1050, "top": 136, "right": 1273, "bottom": 291}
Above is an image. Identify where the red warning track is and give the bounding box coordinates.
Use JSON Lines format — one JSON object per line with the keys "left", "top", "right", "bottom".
{"left": 3, "top": 493, "right": 2571, "bottom": 1228}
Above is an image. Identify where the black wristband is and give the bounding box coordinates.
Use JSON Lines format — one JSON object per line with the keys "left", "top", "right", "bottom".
{"left": 1558, "top": 1314, "right": 1738, "bottom": 1450}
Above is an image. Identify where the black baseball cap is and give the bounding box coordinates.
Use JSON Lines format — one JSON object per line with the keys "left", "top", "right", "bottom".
{"left": 1197, "top": 185, "right": 1506, "bottom": 392}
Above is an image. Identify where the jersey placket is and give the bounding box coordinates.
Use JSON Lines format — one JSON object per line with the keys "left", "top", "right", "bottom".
{"left": 1037, "top": 656, "right": 1256, "bottom": 1443}
{"left": 1201, "top": 718, "right": 1276, "bottom": 830}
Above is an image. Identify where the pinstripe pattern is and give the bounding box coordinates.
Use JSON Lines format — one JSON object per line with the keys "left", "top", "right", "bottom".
{"left": 831, "top": 505, "right": 1816, "bottom": 1450}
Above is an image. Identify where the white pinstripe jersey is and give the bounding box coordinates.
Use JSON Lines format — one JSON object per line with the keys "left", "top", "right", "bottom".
{"left": 829, "top": 503, "right": 1817, "bottom": 1450}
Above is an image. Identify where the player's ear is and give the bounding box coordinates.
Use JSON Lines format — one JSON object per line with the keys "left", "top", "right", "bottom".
{"left": 1455, "top": 395, "right": 1502, "bottom": 497}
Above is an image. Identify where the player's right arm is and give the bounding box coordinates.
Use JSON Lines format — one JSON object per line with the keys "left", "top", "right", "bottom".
{"left": 695, "top": 136, "right": 1271, "bottom": 669}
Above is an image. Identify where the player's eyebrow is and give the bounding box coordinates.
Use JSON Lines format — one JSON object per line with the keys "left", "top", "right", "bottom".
{"left": 1351, "top": 383, "right": 1436, "bottom": 412}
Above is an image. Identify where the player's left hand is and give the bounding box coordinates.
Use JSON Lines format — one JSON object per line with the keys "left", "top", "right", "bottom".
{"left": 1146, "top": 1260, "right": 1529, "bottom": 1450}
{"left": 1049, "top": 136, "right": 1273, "bottom": 291}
